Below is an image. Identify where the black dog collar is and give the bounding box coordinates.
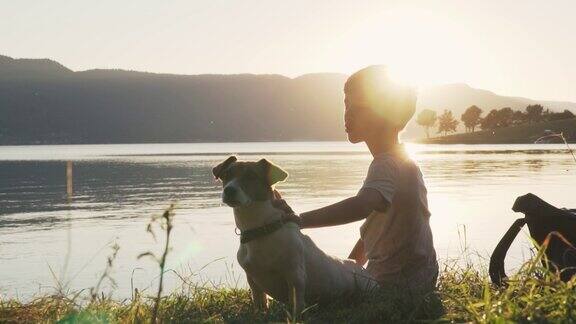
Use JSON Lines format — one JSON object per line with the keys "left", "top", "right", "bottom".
{"left": 240, "top": 219, "right": 285, "bottom": 244}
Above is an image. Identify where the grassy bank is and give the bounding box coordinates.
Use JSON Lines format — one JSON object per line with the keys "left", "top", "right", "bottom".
{"left": 3, "top": 207, "right": 576, "bottom": 322}
{"left": 2, "top": 256, "right": 576, "bottom": 323}
{"left": 419, "top": 118, "right": 576, "bottom": 144}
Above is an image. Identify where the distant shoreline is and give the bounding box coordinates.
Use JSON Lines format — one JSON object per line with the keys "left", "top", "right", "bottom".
{"left": 417, "top": 118, "right": 576, "bottom": 144}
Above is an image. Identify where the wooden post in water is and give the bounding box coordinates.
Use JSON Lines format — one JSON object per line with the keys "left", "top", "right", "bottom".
{"left": 66, "top": 161, "right": 73, "bottom": 201}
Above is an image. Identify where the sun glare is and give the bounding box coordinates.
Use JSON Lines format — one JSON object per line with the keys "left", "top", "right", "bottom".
{"left": 340, "top": 7, "right": 470, "bottom": 87}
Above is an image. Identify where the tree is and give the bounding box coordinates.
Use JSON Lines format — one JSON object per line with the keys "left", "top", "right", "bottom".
{"left": 416, "top": 109, "right": 437, "bottom": 138}
{"left": 545, "top": 109, "right": 575, "bottom": 121}
{"left": 542, "top": 108, "right": 552, "bottom": 121}
{"left": 525, "top": 104, "right": 544, "bottom": 124}
{"left": 437, "top": 109, "right": 459, "bottom": 136}
{"left": 512, "top": 110, "right": 525, "bottom": 125}
{"left": 480, "top": 109, "right": 499, "bottom": 130}
{"left": 554, "top": 109, "right": 575, "bottom": 120}
{"left": 495, "top": 107, "right": 514, "bottom": 128}
{"left": 481, "top": 107, "right": 515, "bottom": 129}
{"left": 460, "top": 105, "right": 482, "bottom": 132}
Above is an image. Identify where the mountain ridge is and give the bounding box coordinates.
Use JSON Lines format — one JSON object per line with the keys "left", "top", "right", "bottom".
{"left": 0, "top": 55, "right": 574, "bottom": 144}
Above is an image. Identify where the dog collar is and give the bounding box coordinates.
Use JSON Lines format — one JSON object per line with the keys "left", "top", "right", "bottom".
{"left": 240, "top": 219, "right": 285, "bottom": 244}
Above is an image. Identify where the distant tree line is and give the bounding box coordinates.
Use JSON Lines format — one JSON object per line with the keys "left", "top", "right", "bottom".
{"left": 416, "top": 104, "right": 575, "bottom": 138}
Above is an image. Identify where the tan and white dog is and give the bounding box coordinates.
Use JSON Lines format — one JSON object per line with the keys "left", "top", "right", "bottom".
{"left": 213, "top": 156, "right": 378, "bottom": 316}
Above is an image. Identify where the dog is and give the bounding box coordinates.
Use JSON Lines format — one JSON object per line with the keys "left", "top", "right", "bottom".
{"left": 213, "top": 156, "right": 378, "bottom": 316}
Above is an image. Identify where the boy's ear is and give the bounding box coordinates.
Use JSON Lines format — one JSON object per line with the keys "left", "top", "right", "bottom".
{"left": 212, "top": 156, "right": 237, "bottom": 179}
{"left": 257, "top": 158, "right": 288, "bottom": 185}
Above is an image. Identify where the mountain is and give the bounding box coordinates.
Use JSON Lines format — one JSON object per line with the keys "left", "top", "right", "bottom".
{"left": 0, "top": 55, "right": 574, "bottom": 144}
{"left": 0, "top": 55, "right": 72, "bottom": 77}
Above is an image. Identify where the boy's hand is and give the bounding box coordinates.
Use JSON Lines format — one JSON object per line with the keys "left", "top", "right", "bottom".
{"left": 281, "top": 211, "right": 302, "bottom": 227}
{"left": 349, "top": 238, "right": 367, "bottom": 266}
{"left": 272, "top": 191, "right": 302, "bottom": 227}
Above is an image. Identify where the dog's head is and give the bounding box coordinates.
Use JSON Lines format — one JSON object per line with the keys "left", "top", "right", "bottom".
{"left": 212, "top": 156, "right": 288, "bottom": 207}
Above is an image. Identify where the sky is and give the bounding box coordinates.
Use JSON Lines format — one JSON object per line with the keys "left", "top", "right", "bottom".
{"left": 2, "top": 0, "right": 576, "bottom": 102}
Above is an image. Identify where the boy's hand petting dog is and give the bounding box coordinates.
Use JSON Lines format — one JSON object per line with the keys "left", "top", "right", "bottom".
{"left": 272, "top": 190, "right": 302, "bottom": 227}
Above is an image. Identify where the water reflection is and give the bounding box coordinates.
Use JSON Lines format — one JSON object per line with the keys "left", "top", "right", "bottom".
{"left": 0, "top": 143, "right": 575, "bottom": 299}
{"left": 1, "top": 147, "right": 574, "bottom": 234}
{"left": 0, "top": 160, "right": 219, "bottom": 220}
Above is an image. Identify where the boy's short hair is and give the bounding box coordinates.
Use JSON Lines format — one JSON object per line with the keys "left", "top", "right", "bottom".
{"left": 344, "top": 65, "right": 416, "bottom": 130}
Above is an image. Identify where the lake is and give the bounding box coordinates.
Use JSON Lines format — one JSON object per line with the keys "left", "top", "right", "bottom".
{"left": 1, "top": 142, "right": 575, "bottom": 300}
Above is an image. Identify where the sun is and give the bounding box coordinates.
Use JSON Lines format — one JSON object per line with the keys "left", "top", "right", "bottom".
{"left": 338, "top": 7, "right": 470, "bottom": 88}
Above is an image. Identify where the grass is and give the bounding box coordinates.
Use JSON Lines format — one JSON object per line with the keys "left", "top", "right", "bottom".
{"left": 3, "top": 207, "right": 576, "bottom": 323}
{"left": 3, "top": 258, "right": 576, "bottom": 323}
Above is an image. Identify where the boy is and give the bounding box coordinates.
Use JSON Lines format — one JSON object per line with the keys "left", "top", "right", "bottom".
{"left": 276, "top": 65, "right": 438, "bottom": 293}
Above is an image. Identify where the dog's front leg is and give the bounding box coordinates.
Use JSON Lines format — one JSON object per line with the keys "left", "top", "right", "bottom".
{"left": 247, "top": 275, "right": 268, "bottom": 310}
{"left": 286, "top": 268, "right": 306, "bottom": 321}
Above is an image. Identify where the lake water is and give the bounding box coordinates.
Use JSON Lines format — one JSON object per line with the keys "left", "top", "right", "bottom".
{"left": 1, "top": 142, "right": 575, "bottom": 300}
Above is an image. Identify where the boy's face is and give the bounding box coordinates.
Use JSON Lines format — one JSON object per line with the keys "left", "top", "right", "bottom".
{"left": 344, "top": 93, "right": 385, "bottom": 143}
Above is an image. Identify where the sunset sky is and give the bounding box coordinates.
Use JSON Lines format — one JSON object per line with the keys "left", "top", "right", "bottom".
{"left": 3, "top": 0, "right": 575, "bottom": 102}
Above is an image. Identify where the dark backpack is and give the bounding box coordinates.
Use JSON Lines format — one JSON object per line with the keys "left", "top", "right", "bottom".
{"left": 489, "top": 193, "right": 576, "bottom": 285}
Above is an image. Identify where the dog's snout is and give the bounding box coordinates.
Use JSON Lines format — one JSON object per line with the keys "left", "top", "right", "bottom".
{"left": 223, "top": 186, "right": 237, "bottom": 198}
{"left": 223, "top": 185, "right": 244, "bottom": 207}
{"left": 221, "top": 176, "right": 251, "bottom": 207}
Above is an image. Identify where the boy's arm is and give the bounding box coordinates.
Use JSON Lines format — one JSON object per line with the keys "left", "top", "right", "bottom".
{"left": 274, "top": 189, "right": 389, "bottom": 266}
{"left": 297, "top": 188, "right": 389, "bottom": 229}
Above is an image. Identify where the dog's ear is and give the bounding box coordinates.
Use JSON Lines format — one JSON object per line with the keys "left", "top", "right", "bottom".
{"left": 212, "top": 156, "right": 237, "bottom": 179}
{"left": 257, "top": 158, "right": 288, "bottom": 185}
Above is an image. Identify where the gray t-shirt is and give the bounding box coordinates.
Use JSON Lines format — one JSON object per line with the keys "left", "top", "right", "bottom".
{"left": 359, "top": 146, "right": 438, "bottom": 291}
